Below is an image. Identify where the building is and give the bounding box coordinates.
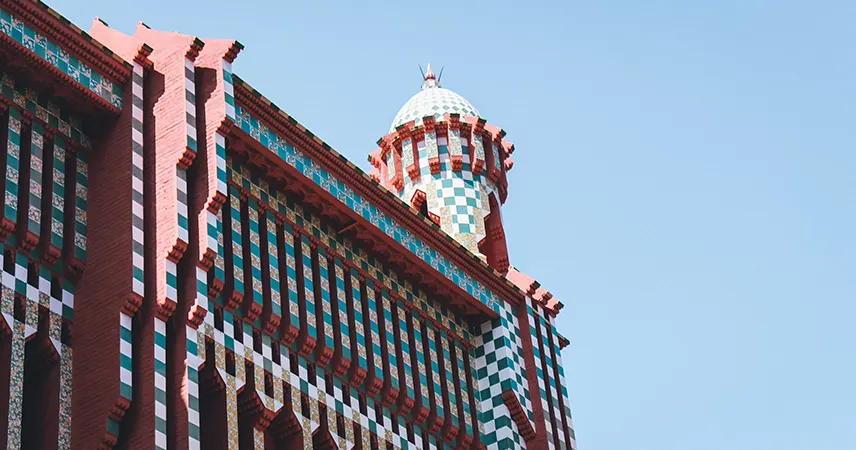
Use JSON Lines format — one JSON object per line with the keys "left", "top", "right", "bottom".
{"left": 0, "top": 0, "right": 576, "bottom": 448}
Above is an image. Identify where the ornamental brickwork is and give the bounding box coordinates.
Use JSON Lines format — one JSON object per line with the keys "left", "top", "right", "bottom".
{"left": 0, "top": 1, "right": 577, "bottom": 449}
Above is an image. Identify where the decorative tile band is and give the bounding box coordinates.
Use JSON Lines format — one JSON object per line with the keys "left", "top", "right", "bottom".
{"left": 0, "top": 73, "right": 90, "bottom": 147}
{"left": 233, "top": 105, "right": 501, "bottom": 314}
{"left": 0, "top": 8, "right": 122, "bottom": 109}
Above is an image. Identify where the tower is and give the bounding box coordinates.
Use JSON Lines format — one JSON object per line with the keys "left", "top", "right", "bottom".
{"left": 370, "top": 65, "right": 515, "bottom": 272}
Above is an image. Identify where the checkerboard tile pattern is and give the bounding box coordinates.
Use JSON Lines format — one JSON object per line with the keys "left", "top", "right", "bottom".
{"left": 389, "top": 87, "right": 479, "bottom": 133}
{"left": 198, "top": 158, "right": 490, "bottom": 448}
{"left": 472, "top": 300, "right": 534, "bottom": 449}
{"left": 49, "top": 135, "right": 67, "bottom": 254}
{"left": 0, "top": 251, "right": 75, "bottom": 449}
{"left": 154, "top": 317, "right": 168, "bottom": 450}
{"left": 185, "top": 57, "right": 198, "bottom": 156}
{"left": 131, "top": 61, "right": 145, "bottom": 299}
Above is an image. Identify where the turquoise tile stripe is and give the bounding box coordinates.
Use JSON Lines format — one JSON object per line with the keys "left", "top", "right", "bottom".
{"left": 4, "top": 105, "right": 21, "bottom": 226}
{"left": 0, "top": 8, "right": 123, "bottom": 109}
{"left": 233, "top": 105, "right": 502, "bottom": 315}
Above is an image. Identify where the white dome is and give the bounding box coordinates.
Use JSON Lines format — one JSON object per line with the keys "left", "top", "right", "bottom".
{"left": 389, "top": 70, "right": 479, "bottom": 133}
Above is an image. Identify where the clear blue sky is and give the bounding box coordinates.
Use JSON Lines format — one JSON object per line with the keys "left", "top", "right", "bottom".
{"left": 52, "top": 0, "right": 855, "bottom": 449}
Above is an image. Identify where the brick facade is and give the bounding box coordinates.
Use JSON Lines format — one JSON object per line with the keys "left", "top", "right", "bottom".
{"left": 0, "top": 1, "right": 576, "bottom": 449}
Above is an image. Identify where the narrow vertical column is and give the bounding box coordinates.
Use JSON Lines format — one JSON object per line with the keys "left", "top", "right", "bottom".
{"left": 204, "top": 132, "right": 228, "bottom": 300}
{"left": 424, "top": 321, "right": 445, "bottom": 433}
{"left": 471, "top": 132, "right": 485, "bottom": 175}
{"left": 242, "top": 197, "right": 263, "bottom": 321}
{"left": 453, "top": 338, "right": 474, "bottom": 447}
{"left": 439, "top": 330, "right": 459, "bottom": 442}
{"left": 183, "top": 57, "right": 198, "bottom": 164}
{"left": 346, "top": 267, "right": 367, "bottom": 387}
{"left": 215, "top": 342, "right": 240, "bottom": 450}
{"left": 394, "top": 298, "right": 414, "bottom": 415}
{"left": 261, "top": 210, "right": 281, "bottom": 333}
{"left": 118, "top": 313, "right": 133, "bottom": 405}
{"left": 46, "top": 135, "right": 66, "bottom": 263}
{"left": 448, "top": 125, "right": 463, "bottom": 171}
{"left": 534, "top": 314, "right": 560, "bottom": 449}
{"left": 70, "top": 150, "right": 87, "bottom": 274}
{"left": 411, "top": 309, "right": 430, "bottom": 423}
{"left": 1, "top": 106, "right": 22, "bottom": 238}
{"left": 296, "top": 232, "right": 316, "bottom": 357}
{"left": 279, "top": 222, "right": 299, "bottom": 344}
{"left": 176, "top": 167, "right": 189, "bottom": 246}
{"left": 313, "top": 246, "right": 333, "bottom": 365}
{"left": 331, "top": 257, "right": 351, "bottom": 377}
{"left": 363, "top": 280, "right": 383, "bottom": 396}
{"left": 5, "top": 318, "right": 24, "bottom": 448}
{"left": 154, "top": 318, "right": 168, "bottom": 450}
{"left": 21, "top": 122, "right": 44, "bottom": 251}
{"left": 545, "top": 318, "right": 574, "bottom": 450}
{"left": 58, "top": 344, "right": 72, "bottom": 449}
{"left": 548, "top": 320, "right": 576, "bottom": 450}
{"left": 378, "top": 289, "right": 398, "bottom": 406}
{"left": 186, "top": 326, "right": 203, "bottom": 449}
{"left": 224, "top": 185, "right": 244, "bottom": 310}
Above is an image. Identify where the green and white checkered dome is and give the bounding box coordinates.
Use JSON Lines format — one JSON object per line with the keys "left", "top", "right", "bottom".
{"left": 389, "top": 66, "right": 480, "bottom": 133}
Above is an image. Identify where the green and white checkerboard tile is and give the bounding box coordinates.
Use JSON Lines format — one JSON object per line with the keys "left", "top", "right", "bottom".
{"left": 364, "top": 280, "right": 383, "bottom": 385}
{"left": 348, "top": 266, "right": 368, "bottom": 380}
{"left": 4, "top": 105, "right": 21, "bottom": 229}
{"left": 316, "top": 246, "right": 335, "bottom": 354}
{"left": 73, "top": 151, "right": 87, "bottom": 263}
{"left": 389, "top": 87, "right": 479, "bottom": 133}
{"left": 439, "top": 329, "right": 459, "bottom": 429}
{"left": 226, "top": 184, "right": 245, "bottom": 298}
{"left": 1, "top": 251, "right": 74, "bottom": 449}
{"left": 154, "top": 317, "right": 168, "bottom": 450}
{"left": 247, "top": 197, "right": 264, "bottom": 313}
{"left": 185, "top": 57, "right": 198, "bottom": 155}
{"left": 282, "top": 221, "right": 300, "bottom": 336}
{"left": 298, "top": 233, "right": 317, "bottom": 344}
{"left": 177, "top": 167, "right": 189, "bottom": 245}
{"left": 395, "top": 297, "right": 415, "bottom": 406}
{"left": 264, "top": 210, "right": 282, "bottom": 321}
{"left": 26, "top": 122, "right": 44, "bottom": 240}
{"left": 50, "top": 135, "right": 67, "bottom": 254}
{"left": 379, "top": 289, "right": 399, "bottom": 395}
{"left": 223, "top": 61, "right": 236, "bottom": 122}
{"left": 333, "top": 258, "right": 352, "bottom": 367}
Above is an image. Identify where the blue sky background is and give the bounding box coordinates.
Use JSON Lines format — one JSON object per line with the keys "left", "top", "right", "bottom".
{"left": 52, "top": 0, "right": 856, "bottom": 449}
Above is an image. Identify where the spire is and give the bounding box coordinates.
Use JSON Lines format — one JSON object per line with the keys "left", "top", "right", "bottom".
{"left": 424, "top": 64, "right": 436, "bottom": 80}
{"left": 421, "top": 63, "right": 440, "bottom": 89}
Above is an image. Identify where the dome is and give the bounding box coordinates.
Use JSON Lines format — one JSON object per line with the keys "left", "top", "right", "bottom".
{"left": 389, "top": 65, "right": 479, "bottom": 133}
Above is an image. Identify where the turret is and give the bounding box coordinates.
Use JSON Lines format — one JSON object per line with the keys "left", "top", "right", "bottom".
{"left": 369, "top": 65, "right": 515, "bottom": 272}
